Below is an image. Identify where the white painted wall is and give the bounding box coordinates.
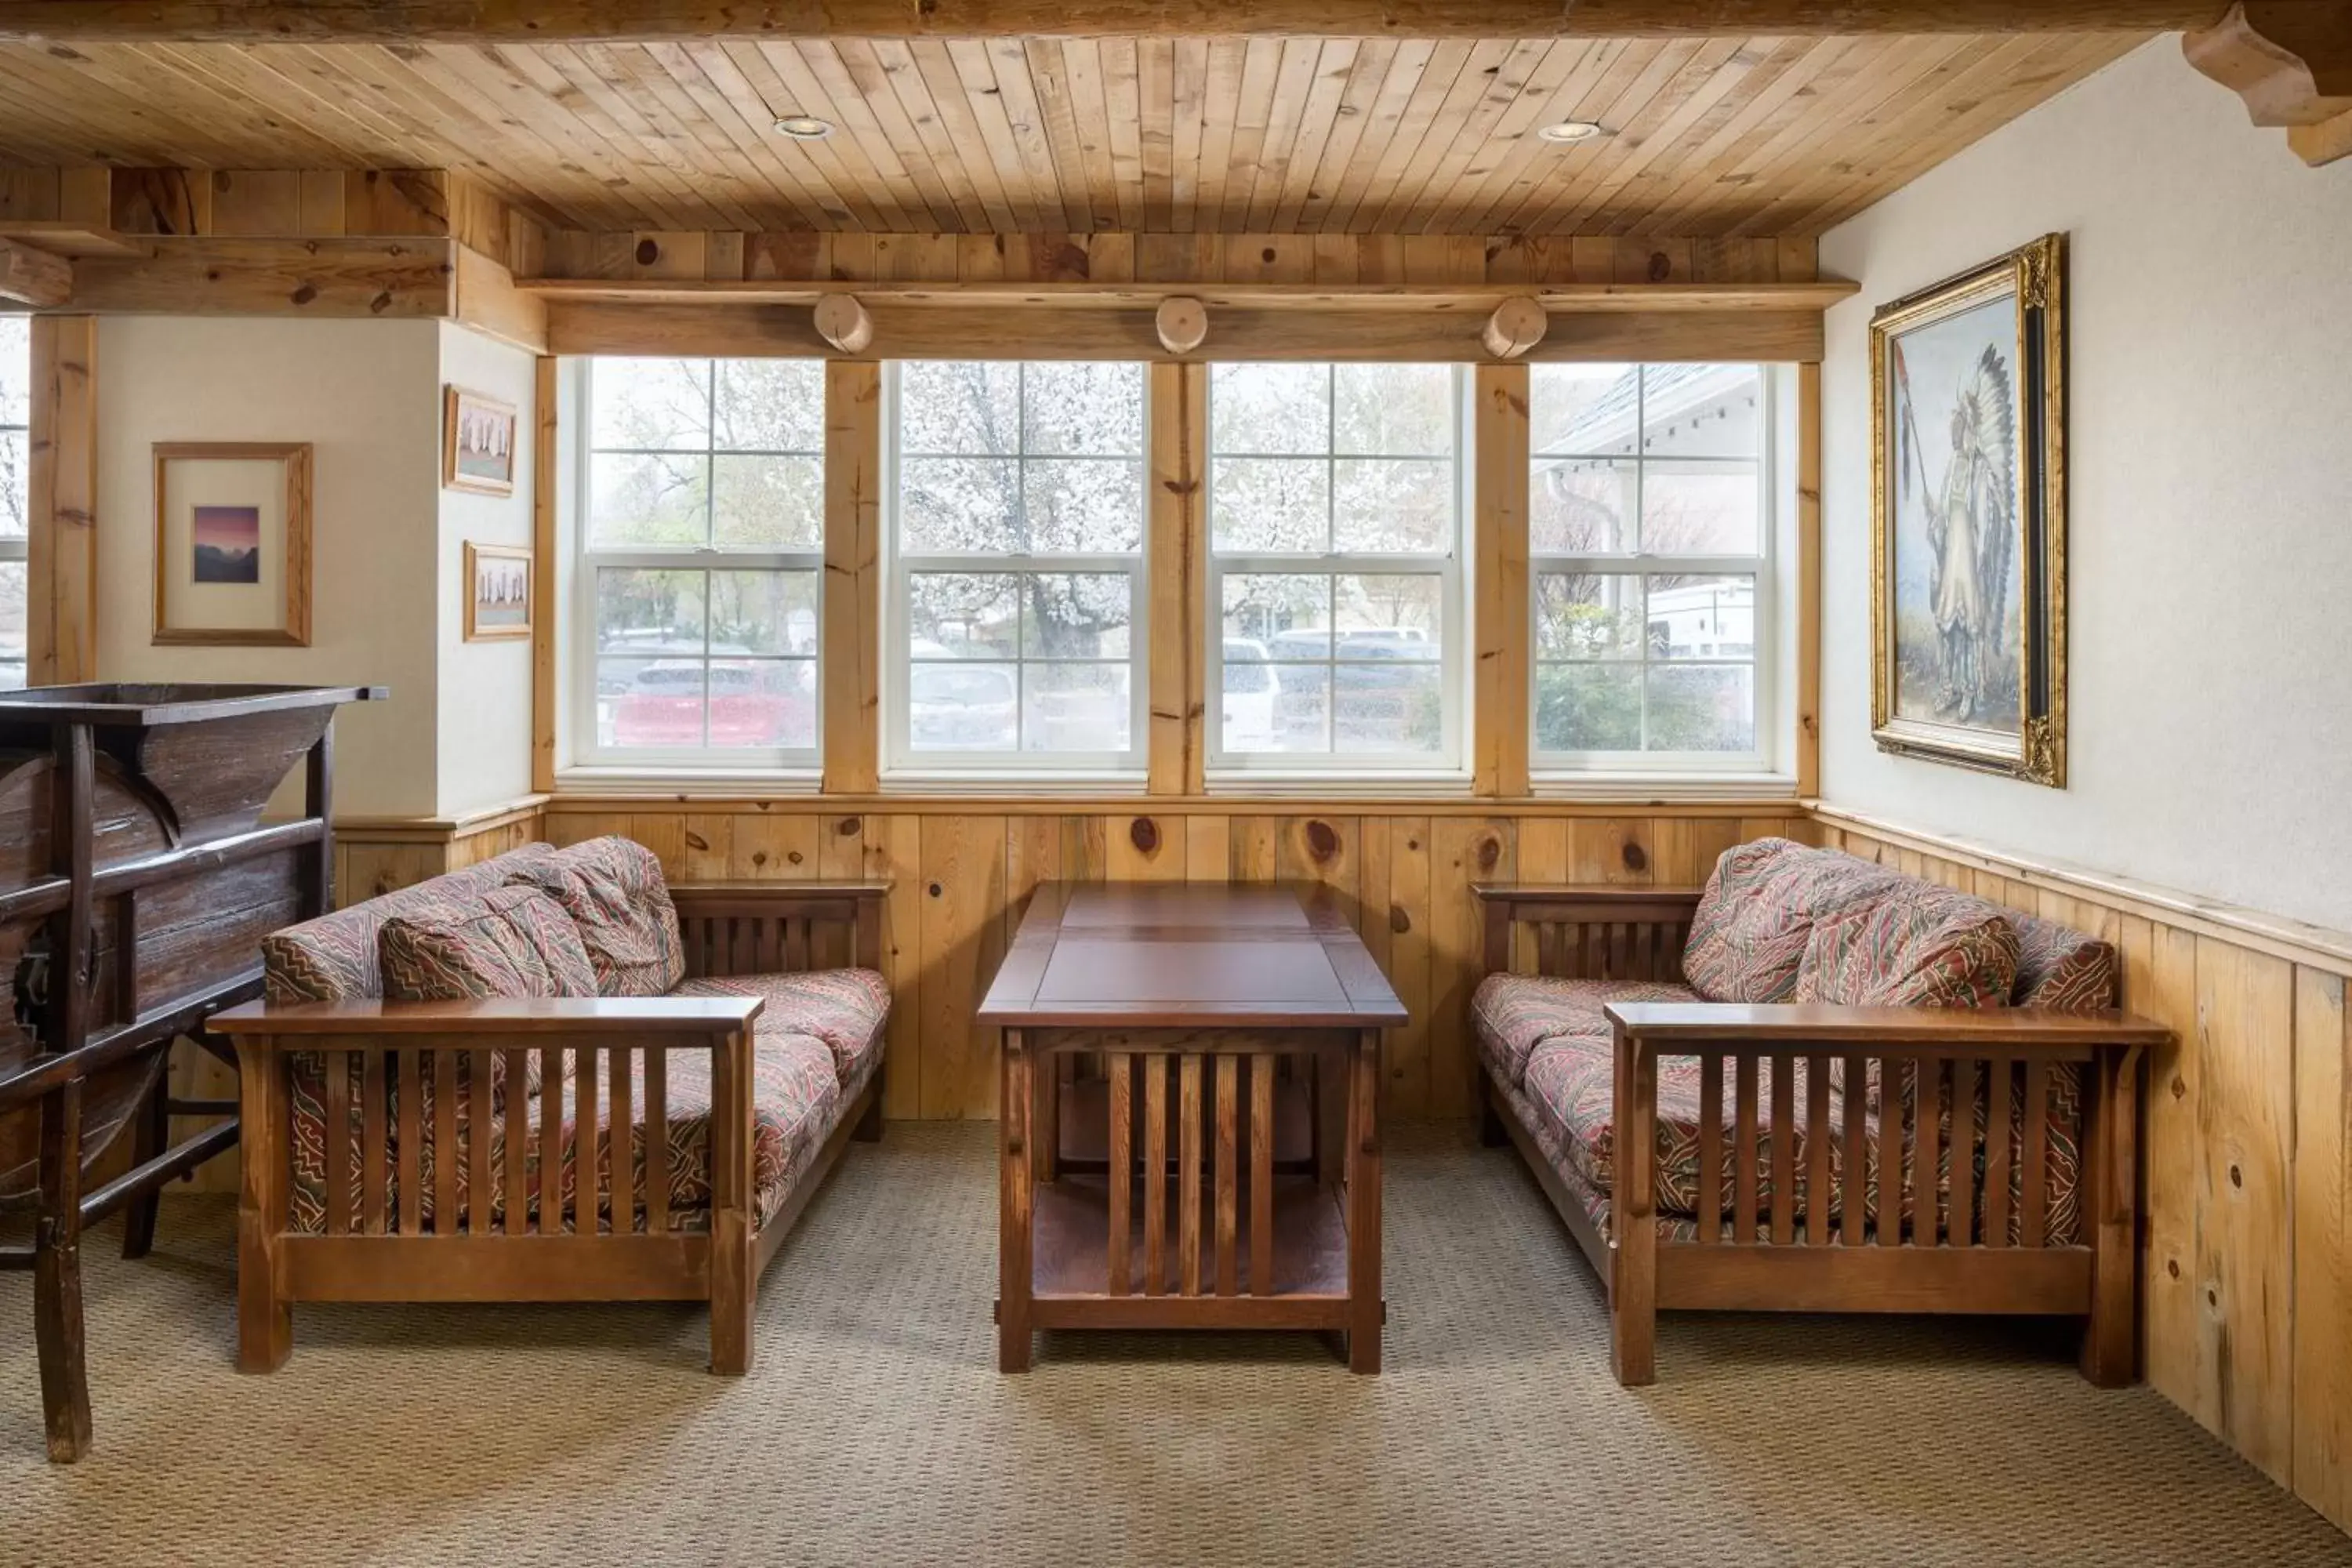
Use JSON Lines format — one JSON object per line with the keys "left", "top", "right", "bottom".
{"left": 95, "top": 317, "right": 443, "bottom": 817}
{"left": 1819, "top": 39, "right": 2352, "bottom": 932}
{"left": 434, "top": 321, "right": 536, "bottom": 816}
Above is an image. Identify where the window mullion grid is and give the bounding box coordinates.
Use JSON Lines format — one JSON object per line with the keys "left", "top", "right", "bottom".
{"left": 1632, "top": 368, "right": 1647, "bottom": 750}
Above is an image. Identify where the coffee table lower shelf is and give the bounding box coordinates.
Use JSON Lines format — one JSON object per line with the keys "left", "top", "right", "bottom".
{"left": 1014, "top": 1174, "right": 1357, "bottom": 1333}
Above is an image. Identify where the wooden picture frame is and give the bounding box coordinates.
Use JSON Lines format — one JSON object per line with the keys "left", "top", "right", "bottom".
{"left": 444, "top": 385, "right": 518, "bottom": 497}
{"left": 151, "top": 441, "right": 312, "bottom": 648}
{"left": 465, "top": 542, "right": 532, "bottom": 641}
{"left": 1868, "top": 232, "right": 2067, "bottom": 787}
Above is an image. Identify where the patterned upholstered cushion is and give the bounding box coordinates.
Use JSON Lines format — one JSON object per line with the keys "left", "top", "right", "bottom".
{"left": 287, "top": 1030, "right": 854, "bottom": 1236}
{"left": 1681, "top": 838, "right": 1909, "bottom": 1004}
{"left": 263, "top": 842, "right": 558, "bottom": 1003}
{"left": 2010, "top": 914, "right": 2117, "bottom": 1012}
{"left": 1494, "top": 1046, "right": 2082, "bottom": 1246}
{"left": 1469, "top": 973, "right": 1697, "bottom": 1088}
{"left": 669, "top": 967, "right": 890, "bottom": 1084}
{"left": 1517, "top": 1031, "right": 1849, "bottom": 1219}
{"left": 1794, "top": 884, "right": 2021, "bottom": 1008}
{"left": 504, "top": 837, "right": 685, "bottom": 998}
{"left": 379, "top": 885, "right": 598, "bottom": 1002}
{"left": 270, "top": 844, "right": 562, "bottom": 1236}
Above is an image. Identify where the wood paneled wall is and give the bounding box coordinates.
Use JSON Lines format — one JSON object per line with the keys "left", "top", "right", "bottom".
{"left": 1815, "top": 808, "right": 2352, "bottom": 1535}
{"left": 534, "top": 801, "right": 1813, "bottom": 1124}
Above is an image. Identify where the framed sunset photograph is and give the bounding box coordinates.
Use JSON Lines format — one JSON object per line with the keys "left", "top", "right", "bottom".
{"left": 465, "top": 541, "right": 532, "bottom": 641}
{"left": 152, "top": 441, "right": 312, "bottom": 646}
{"left": 445, "top": 385, "right": 518, "bottom": 496}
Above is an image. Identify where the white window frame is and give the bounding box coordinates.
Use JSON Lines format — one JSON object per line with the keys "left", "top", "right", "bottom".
{"left": 568, "top": 357, "right": 825, "bottom": 775}
{"left": 1529, "top": 363, "right": 1781, "bottom": 782}
{"left": 1203, "top": 362, "right": 1471, "bottom": 781}
{"left": 0, "top": 320, "right": 27, "bottom": 691}
{"left": 881, "top": 361, "right": 1151, "bottom": 782}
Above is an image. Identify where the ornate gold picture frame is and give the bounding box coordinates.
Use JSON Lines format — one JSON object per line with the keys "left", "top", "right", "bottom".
{"left": 1869, "top": 232, "right": 2067, "bottom": 787}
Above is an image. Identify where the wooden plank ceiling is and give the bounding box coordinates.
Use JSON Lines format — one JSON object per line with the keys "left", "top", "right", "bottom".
{"left": 0, "top": 32, "right": 2145, "bottom": 235}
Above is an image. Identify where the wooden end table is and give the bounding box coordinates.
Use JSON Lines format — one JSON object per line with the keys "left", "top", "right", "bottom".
{"left": 978, "top": 883, "right": 1406, "bottom": 1374}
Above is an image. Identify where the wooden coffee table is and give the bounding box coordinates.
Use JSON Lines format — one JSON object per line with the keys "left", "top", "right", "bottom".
{"left": 978, "top": 883, "right": 1406, "bottom": 1374}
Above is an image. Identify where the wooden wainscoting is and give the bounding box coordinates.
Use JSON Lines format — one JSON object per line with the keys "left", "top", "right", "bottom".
{"left": 333, "top": 797, "right": 553, "bottom": 899}
{"left": 1812, "top": 804, "right": 2352, "bottom": 1534}
{"left": 540, "top": 800, "right": 1813, "bottom": 1126}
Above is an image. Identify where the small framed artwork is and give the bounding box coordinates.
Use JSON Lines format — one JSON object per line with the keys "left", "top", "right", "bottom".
{"left": 444, "top": 385, "right": 517, "bottom": 497}
{"left": 465, "top": 542, "right": 532, "bottom": 641}
{"left": 152, "top": 441, "right": 312, "bottom": 647}
{"left": 1869, "top": 231, "right": 2068, "bottom": 787}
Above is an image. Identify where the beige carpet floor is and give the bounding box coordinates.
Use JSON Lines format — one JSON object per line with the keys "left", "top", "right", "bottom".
{"left": 2, "top": 1122, "right": 2344, "bottom": 1568}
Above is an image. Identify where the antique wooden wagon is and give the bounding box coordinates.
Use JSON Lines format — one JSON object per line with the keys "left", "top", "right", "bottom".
{"left": 0, "top": 682, "right": 379, "bottom": 1461}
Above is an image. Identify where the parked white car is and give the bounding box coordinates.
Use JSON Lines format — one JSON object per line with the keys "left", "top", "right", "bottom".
{"left": 1220, "top": 638, "right": 1279, "bottom": 750}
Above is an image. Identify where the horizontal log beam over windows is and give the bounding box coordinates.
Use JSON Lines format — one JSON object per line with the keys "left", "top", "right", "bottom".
{"left": 0, "top": 2, "right": 2241, "bottom": 42}
{"left": 544, "top": 299, "right": 1829, "bottom": 362}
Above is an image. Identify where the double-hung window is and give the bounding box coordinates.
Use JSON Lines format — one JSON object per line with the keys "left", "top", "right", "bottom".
{"left": 0, "top": 318, "right": 27, "bottom": 691}
{"left": 576, "top": 358, "right": 824, "bottom": 769}
{"left": 1207, "top": 362, "right": 1465, "bottom": 772}
{"left": 1530, "top": 362, "right": 1771, "bottom": 772}
{"left": 886, "top": 360, "right": 1148, "bottom": 774}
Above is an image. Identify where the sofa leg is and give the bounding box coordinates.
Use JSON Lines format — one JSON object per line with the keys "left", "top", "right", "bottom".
{"left": 235, "top": 1047, "right": 292, "bottom": 1374}
{"left": 1478, "top": 1086, "right": 1508, "bottom": 1148}
{"left": 709, "top": 1213, "right": 757, "bottom": 1376}
{"left": 1610, "top": 1291, "right": 1657, "bottom": 1387}
{"left": 2078, "top": 1044, "right": 2139, "bottom": 1389}
{"left": 710, "top": 1283, "right": 754, "bottom": 1377}
{"left": 853, "top": 1081, "right": 883, "bottom": 1143}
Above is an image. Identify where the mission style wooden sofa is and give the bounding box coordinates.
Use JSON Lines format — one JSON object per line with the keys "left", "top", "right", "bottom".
{"left": 213, "top": 836, "right": 887, "bottom": 1376}
{"left": 1473, "top": 838, "right": 2168, "bottom": 1387}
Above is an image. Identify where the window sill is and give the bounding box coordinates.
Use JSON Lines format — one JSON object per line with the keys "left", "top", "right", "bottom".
{"left": 877, "top": 771, "right": 1149, "bottom": 797}
{"left": 555, "top": 767, "right": 823, "bottom": 797}
{"left": 1203, "top": 770, "right": 1475, "bottom": 800}
{"left": 1527, "top": 771, "right": 1799, "bottom": 804}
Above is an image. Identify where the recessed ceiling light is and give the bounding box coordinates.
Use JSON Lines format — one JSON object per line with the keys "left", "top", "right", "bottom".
{"left": 1537, "top": 120, "right": 1606, "bottom": 145}
{"left": 774, "top": 115, "right": 833, "bottom": 140}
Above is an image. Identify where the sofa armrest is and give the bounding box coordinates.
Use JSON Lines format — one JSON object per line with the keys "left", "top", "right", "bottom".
{"left": 212, "top": 995, "right": 763, "bottom": 1044}
{"left": 1602, "top": 1001, "right": 2169, "bottom": 1055}
{"left": 670, "top": 880, "right": 891, "bottom": 975}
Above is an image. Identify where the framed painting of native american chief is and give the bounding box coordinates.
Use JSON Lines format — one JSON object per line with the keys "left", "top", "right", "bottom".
{"left": 1870, "top": 231, "right": 2067, "bottom": 787}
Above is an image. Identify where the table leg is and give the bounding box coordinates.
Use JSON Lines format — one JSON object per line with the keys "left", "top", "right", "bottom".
{"left": 1316, "top": 1047, "right": 1346, "bottom": 1190}
{"left": 1346, "top": 1028, "right": 1383, "bottom": 1374}
{"left": 999, "top": 1028, "right": 1034, "bottom": 1373}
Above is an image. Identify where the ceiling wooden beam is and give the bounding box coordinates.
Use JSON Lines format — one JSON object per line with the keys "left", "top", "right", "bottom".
{"left": 544, "top": 296, "right": 1830, "bottom": 362}
{"left": 0, "top": 236, "right": 71, "bottom": 307}
{"left": 0, "top": 1, "right": 2243, "bottom": 42}
{"left": 2185, "top": 1, "right": 2352, "bottom": 164}
{"left": 64, "top": 237, "right": 453, "bottom": 317}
